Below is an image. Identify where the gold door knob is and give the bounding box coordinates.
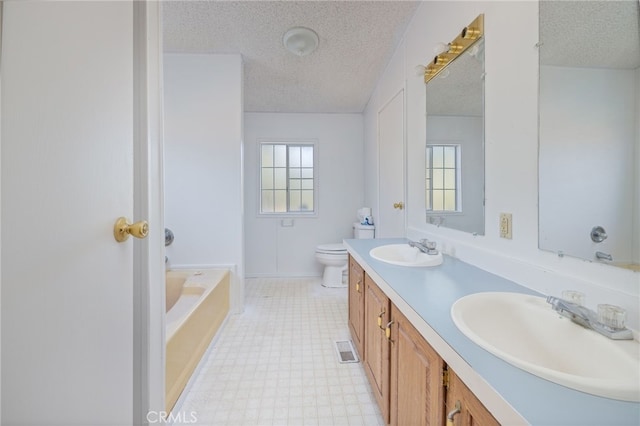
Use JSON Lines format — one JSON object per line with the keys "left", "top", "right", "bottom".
{"left": 114, "top": 217, "right": 149, "bottom": 242}
{"left": 393, "top": 202, "right": 404, "bottom": 210}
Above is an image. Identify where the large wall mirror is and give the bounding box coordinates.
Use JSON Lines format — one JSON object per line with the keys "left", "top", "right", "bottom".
{"left": 538, "top": 1, "right": 640, "bottom": 271}
{"left": 423, "top": 15, "right": 485, "bottom": 236}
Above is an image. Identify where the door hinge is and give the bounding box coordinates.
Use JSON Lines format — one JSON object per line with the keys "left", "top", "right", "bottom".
{"left": 442, "top": 367, "right": 450, "bottom": 388}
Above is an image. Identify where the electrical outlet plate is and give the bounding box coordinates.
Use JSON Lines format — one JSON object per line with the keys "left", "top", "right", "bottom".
{"left": 500, "top": 213, "right": 512, "bottom": 239}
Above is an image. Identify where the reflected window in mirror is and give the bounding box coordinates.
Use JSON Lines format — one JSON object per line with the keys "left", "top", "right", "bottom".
{"left": 423, "top": 15, "right": 485, "bottom": 236}
{"left": 426, "top": 144, "right": 461, "bottom": 212}
{"left": 538, "top": 1, "right": 640, "bottom": 271}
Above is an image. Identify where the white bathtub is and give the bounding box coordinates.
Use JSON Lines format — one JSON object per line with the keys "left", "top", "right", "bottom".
{"left": 165, "top": 269, "right": 230, "bottom": 412}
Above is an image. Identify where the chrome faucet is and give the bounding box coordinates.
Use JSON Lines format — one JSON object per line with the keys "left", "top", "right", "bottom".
{"left": 408, "top": 239, "right": 429, "bottom": 253}
{"left": 408, "top": 239, "right": 438, "bottom": 255}
{"left": 595, "top": 251, "right": 613, "bottom": 261}
{"left": 546, "top": 296, "right": 633, "bottom": 340}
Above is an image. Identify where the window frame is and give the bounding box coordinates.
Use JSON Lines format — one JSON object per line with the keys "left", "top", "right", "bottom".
{"left": 425, "top": 143, "right": 463, "bottom": 214}
{"left": 257, "top": 138, "right": 319, "bottom": 218}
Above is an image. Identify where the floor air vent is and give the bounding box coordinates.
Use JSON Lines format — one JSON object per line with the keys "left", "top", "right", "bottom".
{"left": 334, "top": 340, "right": 359, "bottom": 363}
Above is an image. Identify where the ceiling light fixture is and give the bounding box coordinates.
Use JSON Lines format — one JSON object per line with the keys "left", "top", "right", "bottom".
{"left": 283, "top": 27, "right": 319, "bottom": 57}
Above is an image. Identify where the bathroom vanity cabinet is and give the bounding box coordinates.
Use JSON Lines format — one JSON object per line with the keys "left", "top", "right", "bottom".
{"left": 345, "top": 238, "right": 639, "bottom": 425}
{"left": 350, "top": 256, "right": 496, "bottom": 426}
{"left": 348, "top": 255, "right": 365, "bottom": 359}
{"left": 363, "top": 274, "right": 391, "bottom": 423}
{"left": 390, "top": 304, "right": 446, "bottom": 426}
{"left": 445, "top": 369, "right": 499, "bottom": 426}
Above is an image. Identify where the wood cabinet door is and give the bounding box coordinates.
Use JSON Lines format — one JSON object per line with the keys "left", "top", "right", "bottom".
{"left": 348, "top": 255, "right": 365, "bottom": 359}
{"left": 390, "top": 304, "right": 446, "bottom": 426}
{"left": 364, "top": 274, "right": 391, "bottom": 423}
{"left": 445, "top": 370, "right": 499, "bottom": 426}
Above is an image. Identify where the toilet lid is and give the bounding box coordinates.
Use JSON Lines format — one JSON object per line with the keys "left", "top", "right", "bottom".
{"left": 316, "top": 243, "right": 346, "bottom": 254}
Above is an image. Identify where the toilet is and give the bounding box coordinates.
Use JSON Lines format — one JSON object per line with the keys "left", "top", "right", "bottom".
{"left": 316, "top": 223, "right": 375, "bottom": 288}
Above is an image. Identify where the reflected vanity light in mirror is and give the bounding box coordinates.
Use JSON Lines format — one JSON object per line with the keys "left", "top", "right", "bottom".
{"left": 423, "top": 14, "right": 485, "bottom": 236}
{"left": 538, "top": 1, "right": 640, "bottom": 272}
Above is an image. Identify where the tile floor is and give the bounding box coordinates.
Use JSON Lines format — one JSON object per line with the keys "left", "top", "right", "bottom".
{"left": 173, "top": 277, "right": 384, "bottom": 426}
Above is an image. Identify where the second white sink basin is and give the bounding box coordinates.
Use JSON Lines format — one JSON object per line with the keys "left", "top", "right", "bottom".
{"left": 369, "top": 244, "right": 443, "bottom": 267}
{"left": 451, "top": 292, "right": 640, "bottom": 401}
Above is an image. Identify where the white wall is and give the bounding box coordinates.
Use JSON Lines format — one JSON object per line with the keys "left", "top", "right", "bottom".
{"left": 634, "top": 67, "right": 640, "bottom": 264}
{"left": 364, "top": 1, "right": 640, "bottom": 329}
{"left": 0, "top": 3, "right": 3, "bottom": 418}
{"left": 244, "top": 113, "right": 364, "bottom": 277}
{"left": 539, "top": 65, "right": 637, "bottom": 263}
{"left": 163, "top": 53, "right": 244, "bottom": 311}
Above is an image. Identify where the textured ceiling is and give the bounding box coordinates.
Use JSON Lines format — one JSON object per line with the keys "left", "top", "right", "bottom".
{"left": 163, "top": 1, "right": 420, "bottom": 113}
{"left": 540, "top": 0, "right": 640, "bottom": 69}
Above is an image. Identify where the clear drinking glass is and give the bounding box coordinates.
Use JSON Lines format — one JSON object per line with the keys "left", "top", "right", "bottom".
{"left": 561, "top": 290, "right": 585, "bottom": 306}
{"left": 597, "top": 304, "right": 627, "bottom": 330}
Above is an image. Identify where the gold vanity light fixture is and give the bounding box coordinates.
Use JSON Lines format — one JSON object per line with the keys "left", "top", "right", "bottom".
{"left": 424, "top": 14, "right": 484, "bottom": 83}
{"left": 447, "top": 42, "right": 464, "bottom": 54}
{"left": 433, "top": 54, "right": 451, "bottom": 67}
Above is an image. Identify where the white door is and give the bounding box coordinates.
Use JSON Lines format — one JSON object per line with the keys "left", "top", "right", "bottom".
{"left": 1, "top": 2, "right": 162, "bottom": 424}
{"left": 377, "top": 89, "right": 406, "bottom": 238}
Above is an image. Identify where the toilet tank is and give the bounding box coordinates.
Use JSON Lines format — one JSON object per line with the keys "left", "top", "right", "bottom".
{"left": 353, "top": 223, "right": 375, "bottom": 239}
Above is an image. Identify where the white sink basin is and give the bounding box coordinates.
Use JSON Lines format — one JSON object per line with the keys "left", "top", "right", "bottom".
{"left": 369, "top": 244, "right": 443, "bottom": 267}
{"left": 451, "top": 292, "right": 640, "bottom": 401}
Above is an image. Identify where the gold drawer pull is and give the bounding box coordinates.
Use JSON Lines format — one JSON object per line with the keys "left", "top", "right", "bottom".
{"left": 446, "top": 401, "right": 461, "bottom": 426}
{"left": 377, "top": 309, "right": 386, "bottom": 329}
{"left": 385, "top": 320, "right": 394, "bottom": 343}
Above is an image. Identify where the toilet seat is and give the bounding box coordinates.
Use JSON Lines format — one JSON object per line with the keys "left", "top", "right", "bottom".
{"left": 316, "top": 243, "right": 347, "bottom": 255}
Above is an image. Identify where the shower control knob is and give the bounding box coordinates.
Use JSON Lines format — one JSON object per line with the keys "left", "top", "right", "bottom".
{"left": 590, "top": 226, "right": 607, "bottom": 243}
{"left": 114, "top": 217, "right": 149, "bottom": 242}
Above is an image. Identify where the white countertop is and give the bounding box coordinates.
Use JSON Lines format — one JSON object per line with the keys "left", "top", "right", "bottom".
{"left": 344, "top": 237, "right": 640, "bottom": 426}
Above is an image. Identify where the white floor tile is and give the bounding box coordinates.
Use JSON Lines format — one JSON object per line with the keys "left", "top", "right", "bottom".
{"left": 173, "top": 277, "right": 383, "bottom": 426}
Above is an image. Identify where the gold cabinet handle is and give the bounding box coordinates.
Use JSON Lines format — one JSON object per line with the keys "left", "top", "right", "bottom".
{"left": 114, "top": 217, "right": 149, "bottom": 242}
{"left": 385, "top": 320, "right": 394, "bottom": 343}
{"left": 356, "top": 279, "right": 362, "bottom": 292}
{"left": 393, "top": 202, "right": 404, "bottom": 210}
{"left": 446, "top": 401, "right": 462, "bottom": 426}
{"left": 377, "top": 309, "right": 386, "bottom": 329}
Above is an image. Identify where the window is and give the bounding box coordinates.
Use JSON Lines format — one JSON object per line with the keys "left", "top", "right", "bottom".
{"left": 260, "top": 142, "right": 316, "bottom": 214}
{"left": 426, "top": 145, "right": 460, "bottom": 212}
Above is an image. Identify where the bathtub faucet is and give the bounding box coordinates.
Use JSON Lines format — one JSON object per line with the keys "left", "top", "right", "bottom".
{"left": 595, "top": 251, "right": 612, "bottom": 261}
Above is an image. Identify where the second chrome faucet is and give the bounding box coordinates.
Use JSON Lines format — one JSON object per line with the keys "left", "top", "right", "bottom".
{"left": 408, "top": 239, "right": 439, "bottom": 255}
{"left": 546, "top": 294, "right": 633, "bottom": 340}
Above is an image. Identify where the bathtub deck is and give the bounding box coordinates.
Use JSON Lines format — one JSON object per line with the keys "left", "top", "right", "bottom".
{"left": 166, "top": 269, "right": 230, "bottom": 412}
